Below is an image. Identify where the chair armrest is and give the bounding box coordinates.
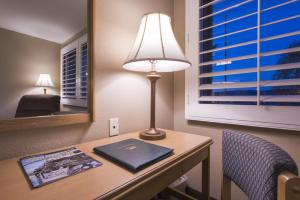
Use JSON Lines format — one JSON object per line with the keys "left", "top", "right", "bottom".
{"left": 278, "top": 171, "right": 300, "bottom": 200}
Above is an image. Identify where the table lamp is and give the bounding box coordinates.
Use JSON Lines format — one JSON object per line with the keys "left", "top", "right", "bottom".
{"left": 36, "top": 73, "right": 54, "bottom": 94}
{"left": 123, "top": 12, "right": 191, "bottom": 140}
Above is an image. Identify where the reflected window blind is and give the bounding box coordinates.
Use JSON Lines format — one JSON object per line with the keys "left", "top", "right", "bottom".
{"left": 199, "top": 0, "right": 300, "bottom": 106}
{"left": 80, "top": 42, "right": 88, "bottom": 99}
{"left": 62, "top": 49, "right": 77, "bottom": 99}
{"left": 61, "top": 34, "right": 88, "bottom": 107}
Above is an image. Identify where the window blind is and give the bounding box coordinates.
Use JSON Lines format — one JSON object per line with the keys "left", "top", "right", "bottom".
{"left": 80, "top": 42, "right": 88, "bottom": 99}
{"left": 62, "top": 49, "right": 77, "bottom": 99}
{"left": 199, "top": 0, "right": 300, "bottom": 106}
{"left": 61, "top": 34, "right": 88, "bottom": 107}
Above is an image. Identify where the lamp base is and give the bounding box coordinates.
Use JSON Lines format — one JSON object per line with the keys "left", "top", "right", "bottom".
{"left": 139, "top": 128, "right": 166, "bottom": 140}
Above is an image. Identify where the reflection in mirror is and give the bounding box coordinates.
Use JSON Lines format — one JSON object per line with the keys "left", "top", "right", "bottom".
{"left": 0, "top": 0, "right": 89, "bottom": 120}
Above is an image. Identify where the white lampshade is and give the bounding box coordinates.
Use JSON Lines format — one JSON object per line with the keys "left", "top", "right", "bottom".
{"left": 36, "top": 74, "right": 54, "bottom": 87}
{"left": 123, "top": 13, "right": 191, "bottom": 72}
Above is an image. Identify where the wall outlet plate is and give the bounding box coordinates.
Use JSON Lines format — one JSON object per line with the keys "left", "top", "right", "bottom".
{"left": 109, "top": 118, "right": 119, "bottom": 137}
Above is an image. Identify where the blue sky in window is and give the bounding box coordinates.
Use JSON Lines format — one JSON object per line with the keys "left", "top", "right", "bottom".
{"left": 199, "top": 0, "right": 300, "bottom": 85}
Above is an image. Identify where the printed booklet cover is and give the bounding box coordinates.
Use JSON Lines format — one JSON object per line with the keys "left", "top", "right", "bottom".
{"left": 19, "top": 147, "right": 102, "bottom": 188}
{"left": 93, "top": 138, "right": 173, "bottom": 172}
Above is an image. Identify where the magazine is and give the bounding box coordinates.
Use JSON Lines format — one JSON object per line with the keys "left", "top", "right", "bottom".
{"left": 19, "top": 147, "right": 102, "bottom": 188}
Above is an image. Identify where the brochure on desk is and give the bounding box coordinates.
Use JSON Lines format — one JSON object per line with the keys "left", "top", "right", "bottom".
{"left": 19, "top": 147, "right": 102, "bottom": 188}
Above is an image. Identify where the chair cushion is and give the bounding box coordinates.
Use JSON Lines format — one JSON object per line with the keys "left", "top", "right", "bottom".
{"left": 223, "top": 129, "right": 298, "bottom": 200}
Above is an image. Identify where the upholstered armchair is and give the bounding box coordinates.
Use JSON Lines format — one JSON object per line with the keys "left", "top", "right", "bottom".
{"left": 222, "top": 130, "right": 300, "bottom": 200}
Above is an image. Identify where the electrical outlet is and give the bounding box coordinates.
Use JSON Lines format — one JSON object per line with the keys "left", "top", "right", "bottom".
{"left": 109, "top": 118, "right": 119, "bottom": 137}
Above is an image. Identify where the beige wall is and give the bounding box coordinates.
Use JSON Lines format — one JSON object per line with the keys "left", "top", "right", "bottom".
{"left": 0, "top": 0, "right": 174, "bottom": 160}
{"left": 173, "top": 1, "right": 300, "bottom": 200}
{"left": 0, "top": 28, "right": 60, "bottom": 120}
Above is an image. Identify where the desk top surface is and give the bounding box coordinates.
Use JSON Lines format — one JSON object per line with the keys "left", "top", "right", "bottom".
{"left": 0, "top": 130, "right": 212, "bottom": 200}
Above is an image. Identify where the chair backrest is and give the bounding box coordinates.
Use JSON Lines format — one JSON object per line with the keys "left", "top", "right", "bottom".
{"left": 222, "top": 130, "right": 298, "bottom": 200}
{"left": 15, "top": 95, "right": 60, "bottom": 118}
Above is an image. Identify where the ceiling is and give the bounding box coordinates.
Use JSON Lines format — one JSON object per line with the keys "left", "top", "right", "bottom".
{"left": 0, "top": 0, "right": 87, "bottom": 44}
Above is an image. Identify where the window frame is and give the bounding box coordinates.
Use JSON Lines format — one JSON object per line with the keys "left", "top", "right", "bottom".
{"left": 185, "top": 0, "right": 300, "bottom": 131}
{"left": 61, "top": 34, "right": 88, "bottom": 108}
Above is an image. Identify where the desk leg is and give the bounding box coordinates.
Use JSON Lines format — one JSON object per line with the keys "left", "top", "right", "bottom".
{"left": 202, "top": 148, "right": 210, "bottom": 200}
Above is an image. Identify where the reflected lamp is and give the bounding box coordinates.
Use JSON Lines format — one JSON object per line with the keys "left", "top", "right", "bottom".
{"left": 36, "top": 73, "right": 54, "bottom": 94}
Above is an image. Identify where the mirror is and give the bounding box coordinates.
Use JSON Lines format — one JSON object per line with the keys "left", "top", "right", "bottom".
{"left": 0, "top": 0, "right": 93, "bottom": 131}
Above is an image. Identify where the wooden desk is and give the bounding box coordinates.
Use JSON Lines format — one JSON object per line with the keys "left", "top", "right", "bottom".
{"left": 0, "top": 130, "right": 213, "bottom": 200}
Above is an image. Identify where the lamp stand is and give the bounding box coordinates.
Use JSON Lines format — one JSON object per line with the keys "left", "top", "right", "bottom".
{"left": 43, "top": 88, "right": 47, "bottom": 95}
{"left": 139, "top": 71, "right": 166, "bottom": 140}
